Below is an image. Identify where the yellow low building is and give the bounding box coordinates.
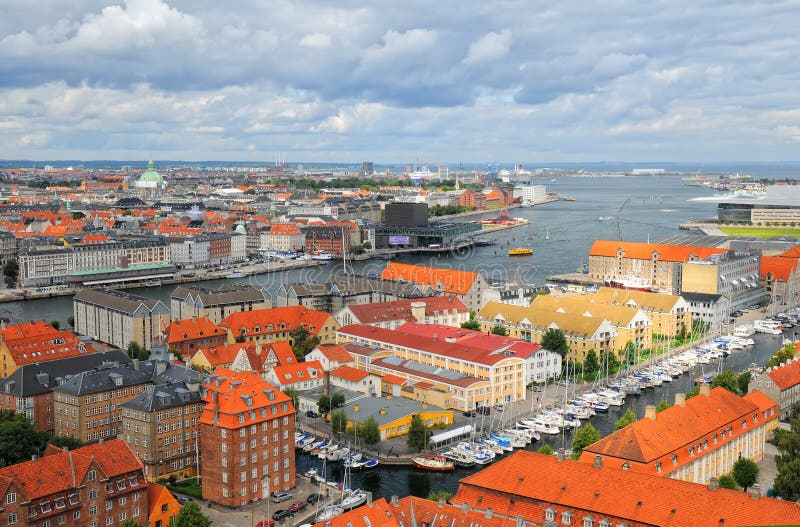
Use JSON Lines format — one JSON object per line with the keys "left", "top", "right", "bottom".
{"left": 335, "top": 396, "right": 453, "bottom": 440}
{"left": 586, "top": 287, "right": 692, "bottom": 338}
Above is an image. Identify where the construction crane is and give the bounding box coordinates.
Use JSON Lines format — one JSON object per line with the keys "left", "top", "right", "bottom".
{"left": 616, "top": 198, "right": 631, "bottom": 241}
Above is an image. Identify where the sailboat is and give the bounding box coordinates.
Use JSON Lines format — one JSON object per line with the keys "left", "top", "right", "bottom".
{"left": 545, "top": 228, "right": 550, "bottom": 241}
{"left": 335, "top": 442, "right": 367, "bottom": 510}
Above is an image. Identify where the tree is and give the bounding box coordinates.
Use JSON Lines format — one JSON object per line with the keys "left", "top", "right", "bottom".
{"left": 685, "top": 385, "right": 701, "bottom": 399}
{"left": 542, "top": 328, "right": 569, "bottom": 358}
{"left": 0, "top": 411, "right": 49, "bottom": 468}
{"left": 331, "top": 393, "right": 345, "bottom": 408}
{"left": 732, "top": 457, "right": 759, "bottom": 491}
{"left": 737, "top": 371, "right": 752, "bottom": 395}
{"left": 330, "top": 409, "right": 348, "bottom": 436}
{"left": 461, "top": 320, "right": 480, "bottom": 330}
{"left": 49, "top": 434, "right": 83, "bottom": 450}
{"left": 583, "top": 350, "right": 600, "bottom": 377}
{"left": 126, "top": 341, "right": 150, "bottom": 361}
{"left": 767, "top": 343, "right": 797, "bottom": 368}
{"left": 711, "top": 370, "right": 741, "bottom": 395}
{"left": 406, "top": 415, "right": 431, "bottom": 451}
{"left": 362, "top": 241, "right": 372, "bottom": 250}
{"left": 50, "top": 320, "right": 61, "bottom": 330}
{"left": 290, "top": 326, "right": 320, "bottom": 361}
{"left": 317, "top": 395, "right": 331, "bottom": 415}
{"left": 120, "top": 520, "right": 144, "bottom": 527}
{"left": 718, "top": 474, "right": 738, "bottom": 490}
{"left": 774, "top": 414, "right": 800, "bottom": 500}
{"left": 599, "top": 351, "right": 619, "bottom": 374}
{"left": 655, "top": 400, "right": 671, "bottom": 413}
{"left": 614, "top": 409, "right": 636, "bottom": 430}
{"left": 537, "top": 443, "right": 554, "bottom": 455}
{"left": 427, "top": 490, "right": 453, "bottom": 502}
{"left": 490, "top": 325, "right": 507, "bottom": 336}
{"left": 3, "top": 259, "right": 18, "bottom": 288}
{"left": 360, "top": 416, "right": 380, "bottom": 445}
{"left": 174, "top": 501, "right": 211, "bottom": 527}
{"left": 571, "top": 422, "right": 600, "bottom": 460}
{"left": 67, "top": 316, "right": 75, "bottom": 327}
{"left": 284, "top": 387, "right": 299, "bottom": 411}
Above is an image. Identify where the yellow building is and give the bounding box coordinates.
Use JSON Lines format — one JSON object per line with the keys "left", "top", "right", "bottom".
{"left": 586, "top": 287, "right": 692, "bottom": 337}
{"left": 336, "top": 396, "right": 453, "bottom": 440}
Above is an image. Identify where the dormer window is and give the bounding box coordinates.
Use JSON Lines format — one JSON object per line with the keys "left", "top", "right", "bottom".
{"left": 562, "top": 511, "right": 572, "bottom": 525}
{"left": 545, "top": 508, "right": 556, "bottom": 521}
{"left": 54, "top": 498, "right": 65, "bottom": 509}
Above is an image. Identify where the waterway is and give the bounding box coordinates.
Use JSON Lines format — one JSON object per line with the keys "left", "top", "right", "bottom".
{"left": 295, "top": 332, "right": 786, "bottom": 501}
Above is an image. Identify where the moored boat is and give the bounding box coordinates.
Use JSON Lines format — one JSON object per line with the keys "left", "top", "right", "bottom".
{"left": 412, "top": 453, "right": 455, "bottom": 471}
{"left": 508, "top": 247, "right": 534, "bottom": 256}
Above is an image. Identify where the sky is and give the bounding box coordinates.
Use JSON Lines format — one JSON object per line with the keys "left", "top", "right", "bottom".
{"left": 1, "top": 0, "right": 799, "bottom": 164}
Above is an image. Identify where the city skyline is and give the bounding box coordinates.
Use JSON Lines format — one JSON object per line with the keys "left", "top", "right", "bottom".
{"left": 1, "top": 0, "right": 799, "bottom": 162}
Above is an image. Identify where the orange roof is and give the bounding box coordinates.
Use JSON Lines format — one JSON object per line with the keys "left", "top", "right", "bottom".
{"left": 330, "top": 365, "right": 369, "bottom": 382}
{"left": 345, "top": 295, "right": 468, "bottom": 325}
{"left": 271, "top": 360, "right": 323, "bottom": 386}
{"left": 761, "top": 255, "right": 798, "bottom": 283}
{"left": 312, "top": 344, "right": 353, "bottom": 363}
{"left": 0, "top": 321, "right": 59, "bottom": 340}
{"left": 380, "top": 373, "right": 407, "bottom": 385}
{"left": 147, "top": 483, "right": 180, "bottom": 527}
{"left": 780, "top": 246, "right": 800, "bottom": 258}
{"left": 767, "top": 357, "right": 800, "bottom": 390}
{"left": 581, "top": 387, "right": 761, "bottom": 465}
{"left": 219, "top": 306, "right": 333, "bottom": 338}
{"left": 454, "top": 451, "right": 800, "bottom": 527}
{"left": 268, "top": 223, "right": 302, "bottom": 235}
{"left": 193, "top": 342, "right": 253, "bottom": 366}
{"left": 380, "top": 262, "right": 478, "bottom": 295}
{"left": 589, "top": 240, "right": 728, "bottom": 262}
{"left": 167, "top": 316, "right": 226, "bottom": 345}
{"left": 0, "top": 439, "right": 143, "bottom": 501}
{"left": 4, "top": 329, "right": 95, "bottom": 366}
{"left": 264, "top": 341, "right": 297, "bottom": 366}
{"left": 199, "top": 368, "right": 294, "bottom": 428}
{"left": 743, "top": 389, "right": 778, "bottom": 415}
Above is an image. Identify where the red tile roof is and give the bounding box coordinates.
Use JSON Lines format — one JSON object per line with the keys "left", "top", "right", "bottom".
{"left": 199, "top": 368, "right": 294, "bottom": 428}
{"left": 219, "top": 306, "right": 333, "bottom": 338}
{"left": 0, "top": 439, "right": 143, "bottom": 501}
{"left": 589, "top": 240, "right": 728, "bottom": 262}
{"left": 330, "top": 365, "right": 369, "bottom": 382}
{"left": 0, "top": 321, "right": 59, "bottom": 340}
{"left": 380, "top": 373, "right": 407, "bottom": 385}
{"left": 193, "top": 343, "right": 253, "bottom": 367}
{"left": 167, "top": 316, "right": 226, "bottom": 344}
{"left": 380, "top": 262, "right": 478, "bottom": 295}
{"left": 396, "top": 322, "right": 542, "bottom": 359}
{"left": 268, "top": 223, "right": 302, "bottom": 236}
{"left": 454, "top": 451, "right": 800, "bottom": 527}
{"left": 4, "top": 330, "right": 95, "bottom": 366}
{"left": 272, "top": 360, "right": 323, "bottom": 386}
{"left": 760, "top": 255, "right": 798, "bottom": 283}
{"left": 264, "top": 341, "right": 296, "bottom": 366}
{"left": 780, "top": 246, "right": 800, "bottom": 258}
{"left": 312, "top": 344, "right": 353, "bottom": 363}
{"left": 767, "top": 357, "right": 800, "bottom": 390}
{"left": 345, "top": 296, "right": 468, "bottom": 325}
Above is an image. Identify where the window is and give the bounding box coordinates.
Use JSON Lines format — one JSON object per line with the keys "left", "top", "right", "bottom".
{"left": 583, "top": 517, "right": 594, "bottom": 527}
{"left": 545, "top": 508, "right": 556, "bottom": 521}
{"left": 89, "top": 505, "right": 97, "bottom": 516}
{"left": 88, "top": 469, "right": 96, "bottom": 481}
{"left": 562, "top": 511, "right": 572, "bottom": 525}
{"left": 7, "top": 513, "right": 17, "bottom": 525}
{"left": 89, "top": 489, "right": 97, "bottom": 500}
{"left": 73, "top": 511, "right": 80, "bottom": 520}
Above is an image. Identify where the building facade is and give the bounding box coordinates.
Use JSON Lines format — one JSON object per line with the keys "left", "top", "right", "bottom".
{"left": 681, "top": 251, "right": 765, "bottom": 312}
{"left": 334, "top": 296, "right": 469, "bottom": 329}
{"left": 749, "top": 356, "right": 800, "bottom": 421}
{"left": 380, "top": 262, "right": 489, "bottom": 312}
{"left": 171, "top": 284, "right": 271, "bottom": 324}
{"left": 219, "top": 306, "right": 339, "bottom": 346}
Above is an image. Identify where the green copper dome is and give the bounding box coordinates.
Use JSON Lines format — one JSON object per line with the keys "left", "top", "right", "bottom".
{"left": 138, "top": 160, "right": 164, "bottom": 185}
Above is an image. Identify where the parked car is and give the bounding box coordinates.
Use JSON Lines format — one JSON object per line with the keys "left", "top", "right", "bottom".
{"left": 462, "top": 410, "right": 476, "bottom": 417}
{"left": 477, "top": 406, "right": 491, "bottom": 415}
{"left": 271, "top": 491, "right": 292, "bottom": 503}
{"left": 306, "top": 493, "right": 322, "bottom": 504}
{"left": 272, "top": 509, "right": 293, "bottom": 521}
{"left": 305, "top": 410, "right": 319, "bottom": 418}
{"left": 495, "top": 404, "right": 505, "bottom": 411}
{"left": 255, "top": 521, "right": 275, "bottom": 527}
{"left": 288, "top": 500, "right": 308, "bottom": 513}
{"left": 176, "top": 496, "right": 192, "bottom": 505}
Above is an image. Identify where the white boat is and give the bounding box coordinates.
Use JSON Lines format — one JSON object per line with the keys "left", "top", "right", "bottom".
{"left": 734, "top": 325, "right": 756, "bottom": 337}
{"left": 338, "top": 489, "right": 368, "bottom": 510}
{"left": 317, "top": 443, "right": 338, "bottom": 459}
{"left": 315, "top": 505, "right": 344, "bottom": 522}
{"left": 225, "top": 270, "right": 244, "bottom": 279}
{"left": 596, "top": 389, "right": 625, "bottom": 406}
{"left": 754, "top": 320, "right": 782, "bottom": 334}
{"left": 312, "top": 250, "right": 334, "bottom": 261}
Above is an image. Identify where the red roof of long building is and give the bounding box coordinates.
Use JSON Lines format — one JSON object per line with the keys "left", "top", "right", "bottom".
{"left": 345, "top": 296, "right": 468, "bottom": 325}
{"left": 219, "top": 306, "right": 332, "bottom": 337}
{"left": 760, "top": 255, "right": 799, "bottom": 282}
{"left": 454, "top": 451, "right": 800, "bottom": 527}
{"left": 589, "top": 240, "right": 728, "bottom": 261}
{"left": 311, "top": 344, "right": 354, "bottom": 363}
{"left": 166, "top": 316, "right": 226, "bottom": 345}
{"left": 4, "top": 329, "right": 94, "bottom": 366}
{"left": 380, "top": 262, "right": 478, "bottom": 295}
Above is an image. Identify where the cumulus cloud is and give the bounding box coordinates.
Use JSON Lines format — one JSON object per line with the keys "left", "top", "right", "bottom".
{"left": 462, "top": 30, "right": 512, "bottom": 65}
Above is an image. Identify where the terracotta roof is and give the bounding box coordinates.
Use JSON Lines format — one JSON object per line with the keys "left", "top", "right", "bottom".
{"left": 167, "top": 316, "right": 225, "bottom": 344}
{"left": 264, "top": 341, "right": 296, "bottom": 366}
{"left": 193, "top": 343, "right": 254, "bottom": 367}
{"left": 582, "top": 387, "right": 760, "bottom": 464}
{"left": 219, "top": 306, "right": 334, "bottom": 337}
{"left": 0, "top": 439, "right": 143, "bottom": 501}
{"left": 344, "top": 296, "right": 468, "bottom": 324}
{"left": 453, "top": 451, "right": 800, "bottom": 527}
{"left": 268, "top": 223, "right": 302, "bottom": 235}
{"left": 767, "top": 358, "right": 800, "bottom": 390}
{"left": 199, "top": 368, "right": 294, "bottom": 428}
{"left": 380, "top": 373, "right": 407, "bottom": 385}
{"left": 5, "top": 330, "right": 95, "bottom": 366}
{"left": 272, "top": 360, "right": 324, "bottom": 386}
{"left": 330, "top": 364, "right": 369, "bottom": 382}
{"left": 312, "top": 344, "right": 353, "bottom": 363}
{"left": 760, "top": 255, "right": 798, "bottom": 283}
{"left": 396, "top": 322, "right": 542, "bottom": 358}
{"left": 780, "top": 246, "right": 800, "bottom": 258}
{"left": 743, "top": 389, "right": 778, "bottom": 415}
{"left": 0, "top": 321, "right": 59, "bottom": 340}
{"left": 380, "top": 262, "right": 478, "bottom": 295}
{"left": 589, "top": 240, "right": 728, "bottom": 261}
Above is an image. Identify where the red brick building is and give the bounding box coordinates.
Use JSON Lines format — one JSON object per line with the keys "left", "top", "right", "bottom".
{"left": 303, "top": 222, "right": 358, "bottom": 257}
{"left": 459, "top": 190, "right": 486, "bottom": 210}
{"left": 0, "top": 439, "right": 149, "bottom": 527}
{"left": 209, "top": 234, "right": 231, "bottom": 262}
{"left": 200, "top": 368, "right": 296, "bottom": 507}
{"left": 166, "top": 316, "right": 227, "bottom": 357}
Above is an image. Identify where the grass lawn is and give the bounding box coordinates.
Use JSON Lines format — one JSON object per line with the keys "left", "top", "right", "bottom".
{"left": 719, "top": 226, "right": 800, "bottom": 238}
{"left": 166, "top": 477, "right": 203, "bottom": 499}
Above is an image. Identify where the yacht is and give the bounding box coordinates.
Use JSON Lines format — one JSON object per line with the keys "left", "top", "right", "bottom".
{"left": 412, "top": 453, "right": 455, "bottom": 471}
{"left": 754, "top": 320, "right": 782, "bottom": 334}
{"left": 338, "top": 489, "right": 368, "bottom": 510}
{"left": 312, "top": 250, "right": 334, "bottom": 261}
{"left": 734, "top": 325, "right": 756, "bottom": 337}
{"left": 315, "top": 505, "right": 344, "bottom": 522}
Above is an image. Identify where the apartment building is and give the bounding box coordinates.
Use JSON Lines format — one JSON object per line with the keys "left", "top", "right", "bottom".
{"left": 334, "top": 296, "right": 469, "bottom": 329}
{"left": 171, "top": 283, "right": 271, "bottom": 324}
{"left": 259, "top": 223, "right": 305, "bottom": 252}
{"left": 264, "top": 360, "right": 325, "bottom": 393}
{"left": 169, "top": 233, "right": 231, "bottom": 268}
{"left": 587, "top": 286, "right": 692, "bottom": 336}
{"left": 0, "top": 439, "right": 150, "bottom": 527}
{"left": 749, "top": 355, "right": 800, "bottom": 420}
{"left": 0, "top": 321, "right": 95, "bottom": 378}
{"left": 1, "top": 349, "right": 130, "bottom": 432}
{"left": 199, "top": 369, "right": 296, "bottom": 507}
{"left": 165, "top": 316, "right": 227, "bottom": 357}
{"left": 219, "top": 306, "right": 339, "bottom": 345}
{"left": 73, "top": 288, "right": 170, "bottom": 350}
{"left": 761, "top": 251, "right": 800, "bottom": 309}
{"left": 303, "top": 222, "right": 358, "bottom": 257}
{"left": 681, "top": 250, "right": 765, "bottom": 312}
{"left": 580, "top": 386, "right": 778, "bottom": 484}
{"left": 122, "top": 380, "right": 204, "bottom": 480}
{"left": 380, "top": 262, "right": 489, "bottom": 312}
{"left": 0, "top": 231, "right": 16, "bottom": 268}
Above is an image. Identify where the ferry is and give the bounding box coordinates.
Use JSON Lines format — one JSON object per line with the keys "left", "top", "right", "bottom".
{"left": 311, "top": 250, "right": 333, "bottom": 261}
{"left": 508, "top": 247, "right": 534, "bottom": 256}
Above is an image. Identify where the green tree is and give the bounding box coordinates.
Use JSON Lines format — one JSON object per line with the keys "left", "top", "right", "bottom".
{"left": 718, "top": 474, "right": 738, "bottom": 490}
{"left": 174, "top": 501, "right": 211, "bottom": 527}
{"left": 732, "top": 457, "right": 759, "bottom": 491}
{"left": 50, "top": 320, "right": 61, "bottom": 330}
{"left": 685, "top": 385, "right": 701, "bottom": 399}
{"left": 490, "top": 325, "right": 507, "bottom": 336}
{"left": 655, "top": 400, "right": 671, "bottom": 413}
{"left": 461, "top": 320, "right": 480, "bottom": 330}
{"left": 767, "top": 343, "right": 797, "bottom": 368}
{"left": 330, "top": 409, "right": 348, "bottom": 436}
{"left": 360, "top": 416, "right": 380, "bottom": 445}
{"left": 599, "top": 351, "right": 620, "bottom": 374}
{"left": 614, "top": 409, "right": 636, "bottom": 430}
{"left": 0, "top": 411, "right": 49, "bottom": 468}
{"left": 290, "top": 326, "right": 320, "bottom": 361}
{"left": 583, "top": 350, "right": 600, "bottom": 377}
{"left": 711, "top": 370, "right": 741, "bottom": 395}
{"left": 406, "top": 415, "right": 431, "bottom": 451}
{"left": 48, "top": 434, "right": 83, "bottom": 450}
{"left": 737, "top": 371, "right": 752, "bottom": 395}
{"left": 427, "top": 490, "right": 453, "bottom": 502}
{"left": 317, "top": 394, "right": 331, "bottom": 415}
{"left": 678, "top": 322, "right": 687, "bottom": 341}
{"left": 67, "top": 315, "right": 75, "bottom": 327}
{"left": 284, "top": 387, "right": 299, "bottom": 410}
{"left": 3, "top": 258, "right": 18, "bottom": 288}
{"left": 331, "top": 393, "right": 345, "bottom": 408}
{"left": 126, "top": 341, "right": 150, "bottom": 361}
{"left": 121, "top": 519, "right": 145, "bottom": 527}
{"left": 774, "top": 414, "right": 800, "bottom": 500}
{"left": 571, "top": 422, "right": 600, "bottom": 460}
{"left": 362, "top": 241, "right": 372, "bottom": 250}
{"left": 542, "top": 328, "right": 569, "bottom": 358}
{"left": 537, "top": 443, "right": 554, "bottom": 455}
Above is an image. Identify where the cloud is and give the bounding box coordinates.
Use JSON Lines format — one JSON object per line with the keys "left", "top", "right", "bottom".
{"left": 299, "top": 32, "right": 332, "bottom": 49}
{"left": 462, "top": 30, "right": 512, "bottom": 65}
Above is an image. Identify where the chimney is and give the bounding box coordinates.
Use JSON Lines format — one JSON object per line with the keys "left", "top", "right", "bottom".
{"left": 700, "top": 383, "right": 711, "bottom": 397}
{"left": 438, "top": 498, "right": 445, "bottom": 508}
{"left": 31, "top": 454, "right": 38, "bottom": 462}
{"left": 556, "top": 448, "right": 565, "bottom": 461}
{"left": 675, "top": 393, "right": 686, "bottom": 407}
{"left": 593, "top": 455, "right": 603, "bottom": 468}
{"left": 410, "top": 302, "right": 426, "bottom": 323}
{"left": 644, "top": 405, "right": 657, "bottom": 420}
{"left": 749, "top": 483, "right": 761, "bottom": 500}
{"left": 212, "top": 391, "right": 220, "bottom": 425}
{"left": 133, "top": 358, "right": 140, "bottom": 371}
{"left": 391, "top": 495, "right": 399, "bottom": 506}
{"left": 708, "top": 477, "right": 719, "bottom": 491}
